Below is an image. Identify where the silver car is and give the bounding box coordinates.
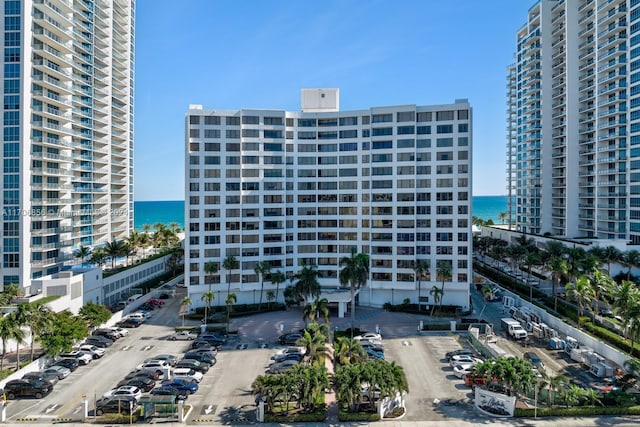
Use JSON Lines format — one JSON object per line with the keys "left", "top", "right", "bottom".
{"left": 42, "top": 365, "right": 71, "bottom": 380}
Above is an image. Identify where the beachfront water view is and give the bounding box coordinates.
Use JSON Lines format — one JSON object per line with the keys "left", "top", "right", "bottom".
{"left": 134, "top": 196, "right": 508, "bottom": 231}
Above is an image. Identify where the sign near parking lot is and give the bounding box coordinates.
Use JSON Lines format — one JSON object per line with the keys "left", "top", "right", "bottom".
{"left": 474, "top": 388, "right": 515, "bottom": 417}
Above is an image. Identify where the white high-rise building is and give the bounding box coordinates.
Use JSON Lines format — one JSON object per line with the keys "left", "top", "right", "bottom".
{"left": 1, "top": 0, "right": 135, "bottom": 290}
{"left": 185, "top": 90, "right": 472, "bottom": 314}
{"left": 507, "top": 0, "right": 640, "bottom": 242}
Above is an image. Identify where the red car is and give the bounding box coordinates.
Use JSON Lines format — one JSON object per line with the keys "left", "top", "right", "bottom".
{"left": 146, "top": 298, "right": 165, "bottom": 305}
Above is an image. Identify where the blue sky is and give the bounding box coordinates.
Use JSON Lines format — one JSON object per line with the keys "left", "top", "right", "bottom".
{"left": 134, "top": 0, "right": 533, "bottom": 201}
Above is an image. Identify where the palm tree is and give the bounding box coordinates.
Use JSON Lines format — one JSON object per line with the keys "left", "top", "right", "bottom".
{"left": 590, "top": 270, "right": 615, "bottom": 315}
{"left": 204, "top": 261, "right": 219, "bottom": 293}
{"left": 254, "top": 261, "right": 271, "bottom": 312}
{"left": 302, "top": 303, "right": 318, "bottom": 324}
{"left": 499, "top": 211, "right": 508, "bottom": 225}
{"left": 26, "top": 305, "right": 52, "bottom": 362}
{"left": 549, "top": 257, "right": 569, "bottom": 312}
{"left": 435, "top": 260, "right": 452, "bottom": 313}
{"left": 179, "top": 297, "right": 192, "bottom": 327}
{"left": 295, "top": 264, "right": 321, "bottom": 305}
{"left": 225, "top": 293, "right": 237, "bottom": 330}
{"left": 601, "top": 246, "right": 621, "bottom": 274}
{"left": 270, "top": 270, "right": 285, "bottom": 306}
{"left": 222, "top": 255, "right": 239, "bottom": 296}
{"left": 90, "top": 247, "right": 107, "bottom": 268}
{"left": 429, "top": 286, "right": 443, "bottom": 316}
{"left": 297, "top": 328, "right": 329, "bottom": 365}
{"left": 565, "top": 276, "right": 595, "bottom": 329}
{"left": 413, "top": 259, "right": 430, "bottom": 312}
{"left": 201, "top": 290, "right": 215, "bottom": 324}
{"left": 623, "top": 250, "right": 640, "bottom": 281}
{"left": 10, "top": 305, "right": 29, "bottom": 369}
{"left": 0, "top": 313, "right": 25, "bottom": 371}
{"left": 303, "top": 298, "right": 329, "bottom": 325}
{"left": 74, "top": 245, "right": 91, "bottom": 265}
{"left": 339, "top": 249, "right": 370, "bottom": 330}
{"left": 334, "top": 337, "right": 366, "bottom": 365}
{"left": 266, "top": 290, "right": 276, "bottom": 310}
{"left": 104, "top": 240, "right": 126, "bottom": 269}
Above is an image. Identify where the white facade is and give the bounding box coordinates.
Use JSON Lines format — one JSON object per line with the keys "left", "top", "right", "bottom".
{"left": 184, "top": 92, "right": 473, "bottom": 311}
{"left": 0, "top": 0, "right": 135, "bottom": 290}
{"left": 508, "top": 0, "right": 640, "bottom": 243}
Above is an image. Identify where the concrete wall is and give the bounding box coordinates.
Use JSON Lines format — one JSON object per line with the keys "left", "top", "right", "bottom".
{"left": 102, "top": 254, "right": 171, "bottom": 305}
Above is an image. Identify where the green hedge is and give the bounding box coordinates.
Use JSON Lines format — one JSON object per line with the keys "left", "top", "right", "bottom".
{"left": 338, "top": 403, "right": 381, "bottom": 422}
{"left": 515, "top": 405, "right": 640, "bottom": 417}
{"left": 264, "top": 404, "right": 326, "bottom": 422}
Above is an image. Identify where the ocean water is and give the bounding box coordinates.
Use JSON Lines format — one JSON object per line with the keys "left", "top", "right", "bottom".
{"left": 472, "top": 195, "right": 509, "bottom": 224}
{"left": 134, "top": 196, "right": 509, "bottom": 230}
{"left": 134, "top": 200, "right": 184, "bottom": 231}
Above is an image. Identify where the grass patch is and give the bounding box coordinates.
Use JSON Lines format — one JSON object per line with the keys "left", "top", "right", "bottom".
{"left": 515, "top": 405, "right": 640, "bottom": 417}
{"left": 264, "top": 403, "right": 326, "bottom": 422}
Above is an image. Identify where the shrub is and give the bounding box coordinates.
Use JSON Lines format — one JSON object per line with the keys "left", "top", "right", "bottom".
{"left": 264, "top": 404, "right": 326, "bottom": 422}
{"left": 514, "top": 405, "right": 640, "bottom": 417}
{"left": 338, "top": 403, "right": 380, "bottom": 422}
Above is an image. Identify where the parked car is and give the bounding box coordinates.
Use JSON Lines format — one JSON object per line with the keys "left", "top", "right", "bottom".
{"left": 175, "top": 359, "right": 211, "bottom": 373}
{"left": 198, "top": 333, "right": 226, "bottom": 346}
{"left": 109, "top": 327, "right": 129, "bottom": 338}
{"left": 158, "top": 293, "right": 172, "bottom": 300}
{"left": 453, "top": 364, "right": 476, "bottom": 379}
{"left": 268, "top": 359, "right": 299, "bottom": 374}
{"left": 353, "top": 332, "right": 383, "bottom": 342}
{"left": 360, "top": 342, "right": 385, "bottom": 353}
{"left": 190, "top": 347, "right": 217, "bottom": 358}
{"left": 117, "top": 318, "right": 143, "bottom": 328}
{"left": 123, "top": 370, "right": 160, "bottom": 381}
{"left": 84, "top": 336, "right": 114, "bottom": 348}
{"left": 272, "top": 352, "right": 304, "bottom": 363}
{"left": 463, "top": 373, "right": 487, "bottom": 387}
{"left": 191, "top": 340, "right": 213, "bottom": 350}
{"left": 110, "top": 302, "right": 126, "bottom": 313}
{"left": 149, "top": 354, "right": 178, "bottom": 366}
{"left": 170, "top": 331, "right": 197, "bottom": 341}
{"left": 136, "top": 360, "right": 171, "bottom": 375}
{"left": 117, "top": 377, "right": 155, "bottom": 392}
{"left": 271, "top": 347, "right": 306, "bottom": 359}
{"left": 59, "top": 351, "right": 93, "bottom": 366}
{"left": 4, "top": 379, "right": 53, "bottom": 399}
{"left": 278, "top": 333, "right": 302, "bottom": 346}
{"left": 365, "top": 348, "right": 385, "bottom": 360}
{"left": 161, "top": 378, "right": 198, "bottom": 395}
{"left": 524, "top": 351, "right": 545, "bottom": 369}
{"left": 183, "top": 351, "right": 215, "bottom": 365}
{"left": 449, "top": 355, "right": 482, "bottom": 367}
{"left": 22, "top": 372, "right": 58, "bottom": 386}
{"left": 78, "top": 344, "right": 106, "bottom": 359}
{"left": 172, "top": 368, "right": 204, "bottom": 383}
{"left": 95, "top": 395, "right": 137, "bottom": 416}
{"left": 42, "top": 365, "right": 71, "bottom": 380}
{"left": 445, "top": 348, "right": 476, "bottom": 360}
{"left": 50, "top": 358, "right": 79, "bottom": 372}
{"left": 151, "top": 386, "right": 187, "bottom": 401}
{"left": 103, "top": 386, "right": 142, "bottom": 400}
{"left": 147, "top": 298, "right": 165, "bottom": 305}
{"left": 92, "top": 328, "right": 119, "bottom": 340}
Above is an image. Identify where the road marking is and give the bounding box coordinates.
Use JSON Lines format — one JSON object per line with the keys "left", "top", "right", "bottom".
{"left": 236, "top": 343, "right": 248, "bottom": 350}
{"left": 203, "top": 404, "right": 214, "bottom": 415}
{"left": 141, "top": 345, "right": 154, "bottom": 351}
{"left": 402, "top": 340, "right": 413, "bottom": 346}
{"left": 122, "top": 345, "right": 132, "bottom": 351}
{"left": 72, "top": 405, "right": 82, "bottom": 414}
{"left": 44, "top": 404, "right": 60, "bottom": 414}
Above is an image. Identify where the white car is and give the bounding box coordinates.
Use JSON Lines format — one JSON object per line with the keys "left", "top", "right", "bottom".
{"left": 271, "top": 346, "right": 306, "bottom": 359}
{"left": 172, "top": 367, "right": 204, "bottom": 383}
{"left": 170, "top": 331, "right": 198, "bottom": 341}
{"left": 449, "top": 355, "right": 482, "bottom": 367}
{"left": 103, "top": 386, "right": 142, "bottom": 400}
{"left": 78, "top": 344, "right": 106, "bottom": 359}
{"left": 353, "top": 333, "right": 382, "bottom": 342}
{"left": 59, "top": 351, "right": 93, "bottom": 365}
{"left": 110, "top": 327, "right": 129, "bottom": 338}
{"left": 136, "top": 360, "right": 171, "bottom": 374}
{"left": 453, "top": 363, "right": 475, "bottom": 378}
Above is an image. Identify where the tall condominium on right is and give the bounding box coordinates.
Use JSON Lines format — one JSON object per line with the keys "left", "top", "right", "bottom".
{"left": 507, "top": 0, "right": 640, "bottom": 242}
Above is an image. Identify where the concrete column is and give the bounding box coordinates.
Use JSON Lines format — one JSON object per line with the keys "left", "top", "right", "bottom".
{"left": 0, "top": 401, "right": 6, "bottom": 423}
{"left": 178, "top": 399, "right": 185, "bottom": 423}
{"left": 82, "top": 396, "right": 88, "bottom": 422}
{"left": 338, "top": 302, "right": 345, "bottom": 318}
{"left": 257, "top": 400, "right": 264, "bottom": 422}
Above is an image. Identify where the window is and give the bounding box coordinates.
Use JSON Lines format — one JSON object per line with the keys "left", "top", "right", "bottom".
{"left": 397, "top": 126, "right": 415, "bottom": 135}
{"left": 458, "top": 110, "right": 469, "bottom": 120}
{"left": 264, "top": 130, "right": 283, "bottom": 139}
{"left": 397, "top": 111, "right": 415, "bottom": 122}
{"left": 458, "top": 123, "right": 469, "bottom": 132}
{"left": 226, "top": 116, "right": 240, "bottom": 125}
{"left": 339, "top": 130, "right": 357, "bottom": 139}
{"left": 189, "top": 116, "right": 200, "bottom": 125}
{"left": 242, "top": 115, "right": 259, "bottom": 124}
{"left": 436, "top": 111, "right": 454, "bottom": 121}
{"left": 204, "top": 116, "right": 220, "bottom": 125}
{"left": 298, "top": 118, "right": 317, "bottom": 127}
{"left": 436, "top": 125, "right": 453, "bottom": 134}
{"left": 318, "top": 118, "right": 337, "bottom": 127}
{"left": 372, "top": 140, "right": 392, "bottom": 149}
{"left": 339, "top": 116, "right": 358, "bottom": 126}
{"left": 372, "top": 127, "right": 393, "bottom": 136}
{"left": 417, "top": 112, "right": 432, "bottom": 122}
{"left": 264, "top": 116, "right": 283, "bottom": 125}
{"left": 242, "top": 129, "right": 259, "bottom": 138}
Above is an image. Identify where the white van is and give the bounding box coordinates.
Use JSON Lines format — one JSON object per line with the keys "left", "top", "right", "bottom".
{"left": 127, "top": 294, "right": 142, "bottom": 303}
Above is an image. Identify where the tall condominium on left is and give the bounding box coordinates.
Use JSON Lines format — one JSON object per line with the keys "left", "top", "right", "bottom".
{"left": 1, "top": 0, "right": 135, "bottom": 290}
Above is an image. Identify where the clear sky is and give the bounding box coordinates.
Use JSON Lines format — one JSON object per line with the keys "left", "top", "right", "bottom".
{"left": 134, "top": 0, "right": 534, "bottom": 201}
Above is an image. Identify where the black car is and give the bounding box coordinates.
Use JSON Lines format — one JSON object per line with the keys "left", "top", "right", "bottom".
{"left": 84, "top": 336, "right": 114, "bottom": 348}
{"left": 4, "top": 379, "right": 52, "bottom": 399}
{"left": 175, "top": 359, "right": 211, "bottom": 373}
{"left": 191, "top": 340, "right": 213, "bottom": 350}
{"left": 93, "top": 328, "right": 119, "bottom": 340}
{"left": 117, "top": 377, "right": 155, "bottom": 392}
{"left": 159, "top": 293, "right": 171, "bottom": 299}
{"left": 22, "top": 372, "right": 57, "bottom": 386}
{"left": 118, "top": 318, "right": 143, "bottom": 328}
{"left": 95, "top": 395, "right": 138, "bottom": 416}
{"left": 151, "top": 386, "right": 187, "bottom": 401}
{"left": 50, "top": 358, "right": 79, "bottom": 372}
{"left": 198, "top": 333, "right": 226, "bottom": 346}
{"left": 278, "top": 333, "right": 303, "bottom": 345}
{"left": 123, "top": 370, "right": 161, "bottom": 381}
{"left": 445, "top": 348, "right": 476, "bottom": 360}
{"left": 183, "top": 351, "right": 214, "bottom": 364}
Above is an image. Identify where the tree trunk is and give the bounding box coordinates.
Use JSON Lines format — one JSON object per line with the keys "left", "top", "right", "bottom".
{"left": 350, "top": 282, "right": 356, "bottom": 335}
{"left": 258, "top": 281, "right": 264, "bottom": 312}
{"left": 417, "top": 280, "right": 421, "bottom": 312}
{"left": 30, "top": 337, "right": 35, "bottom": 362}
{"left": 275, "top": 284, "right": 280, "bottom": 305}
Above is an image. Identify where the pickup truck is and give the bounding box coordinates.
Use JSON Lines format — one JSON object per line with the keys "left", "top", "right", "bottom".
{"left": 501, "top": 318, "right": 528, "bottom": 340}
